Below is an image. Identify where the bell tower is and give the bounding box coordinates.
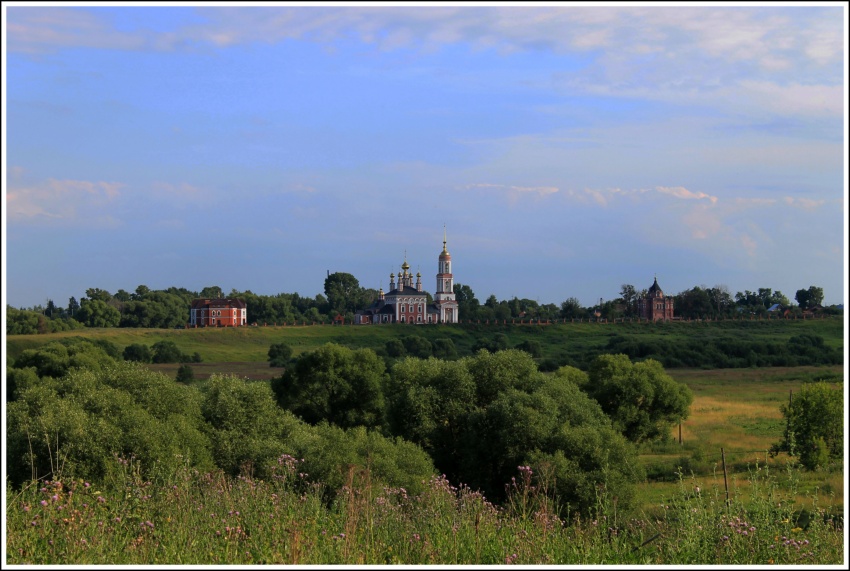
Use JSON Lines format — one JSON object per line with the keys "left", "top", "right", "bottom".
{"left": 434, "top": 226, "right": 458, "bottom": 322}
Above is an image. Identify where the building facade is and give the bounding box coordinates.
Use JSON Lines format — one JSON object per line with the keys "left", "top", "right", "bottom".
{"left": 190, "top": 298, "right": 248, "bottom": 327}
{"left": 355, "top": 231, "right": 459, "bottom": 324}
{"left": 637, "top": 276, "right": 674, "bottom": 321}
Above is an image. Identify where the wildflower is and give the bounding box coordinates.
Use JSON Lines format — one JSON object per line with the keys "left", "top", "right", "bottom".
{"left": 802, "top": 540, "right": 809, "bottom": 546}
{"left": 114, "top": 517, "right": 121, "bottom": 523}
{"left": 97, "top": 496, "right": 106, "bottom": 503}
{"left": 40, "top": 500, "right": 48, "bottom": 507}
{"left": 23, "top": 505, "right": 31, "bottom": 512}
{"left": 84, "top": 482, "right": 90, "bottom": 488}
{"left": 51, "top": 495, "right": 59, "bottom": 502}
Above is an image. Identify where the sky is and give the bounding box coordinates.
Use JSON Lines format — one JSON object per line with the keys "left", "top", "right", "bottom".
{"left": 3, "top": 2, "right": 848, "bottom": 310}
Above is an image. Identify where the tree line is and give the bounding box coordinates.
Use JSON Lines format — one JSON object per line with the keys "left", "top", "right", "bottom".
{"left": 6, "top": 274, "right": 837, "bottom": 335}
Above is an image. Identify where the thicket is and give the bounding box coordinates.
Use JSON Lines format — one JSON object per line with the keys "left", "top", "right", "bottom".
{"left": 604, "top": 332, "right": 842, "bottom": 369}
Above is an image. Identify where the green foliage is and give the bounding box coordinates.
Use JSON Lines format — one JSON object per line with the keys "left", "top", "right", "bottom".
{"left": 293, "top": 424, "right": 434, "bottom": 498}
{"left": 75, "top": 298, "right": 121, "bottom": 328}
{"left": 272, "top": 343, "right": 387, "bottom": 429}
{"left": 123, "top": 343, "right": 152, "bottom": 363}
{"left": 431, "top": 337, "right": 458, "bottom": 360}
{"left": 12, "top": 340, "right": 117, "bottom": 379}
{"left": 324, "top": 271, "right": 364, "bottom": 315}
{"left": 6, "top": 362, "right": 215, "bottom": 487}
{"left": 385, "top": 356, "right": 477, "bottom": 481}
{"left": 771, "top": 382, "right": 843, "bottom": 469}
{"left": 200, "top": 374, "right": 302, "bottom": 478}
{"left": 6, "top": 306, "right": 85, "bottom": 335}
{"left": 515, "top": 338, "right": 543, "bottom": 358}
{"left": 385, "top": 350, "right": 642, "bottom": 517}
{"left": 585, "top": 354, "right": 693, "bottom": 443}
{"left": 151, "top": 340, "right": 193, "bottom": 364}
{"left": 795, "top": 285, "right": 824, "bottom": 310}
{"left": 176, "top": 364, "right": 195, "bottom": 383}
{"left": 401, "top": 335, "right": 433, "bottom": 359}
{"left": 268, "top": 342, "right": 294, "bottom": 367}
{"left": 5, "top": 366, "right": 40, "bottom": 402}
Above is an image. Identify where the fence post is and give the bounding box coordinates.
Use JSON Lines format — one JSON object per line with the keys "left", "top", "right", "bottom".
{"left": 721, "top": 447, "right": 730, "bottom": 507}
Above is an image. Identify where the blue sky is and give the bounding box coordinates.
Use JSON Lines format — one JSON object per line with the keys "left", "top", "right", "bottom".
{"left": 3, "top": 3, "right": 847, "bottom": 309}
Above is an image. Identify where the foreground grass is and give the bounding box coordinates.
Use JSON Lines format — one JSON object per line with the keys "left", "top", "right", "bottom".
{"left": 6, "top": 456, "right": 844, "bottom": 565}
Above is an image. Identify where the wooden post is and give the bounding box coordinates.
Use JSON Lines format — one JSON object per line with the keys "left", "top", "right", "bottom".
{"left": 679, "top": 422, "right": 682, "bottom": 445}
{"left": 721, "top": 447, "right": 730, "bottom": 507}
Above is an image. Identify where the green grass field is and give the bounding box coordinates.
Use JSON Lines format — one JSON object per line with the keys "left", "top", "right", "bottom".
{"left": 6, "top": 315, "right": 844, "bottom": 364}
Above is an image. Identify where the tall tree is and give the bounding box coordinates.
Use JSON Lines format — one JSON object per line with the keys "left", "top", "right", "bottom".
{"left": 453, "top": 283, "right": 479, "bottom": 320}
{"left": 323, "top": 272, "right": 362, "bottom": 315}
{"left": 272, "top": 343, "right": 387, "bottom": 429}
{"left": 559, "top": 297, "right": 583, "bottom": 319}
{"left": 795, "top": 285, "right": 824, "bottom": 310}
{"left": 584, "top": 354, "right": 693, "bottom": 443}
{"left": 619, "top": 284, "right": 638, "bottom": 316}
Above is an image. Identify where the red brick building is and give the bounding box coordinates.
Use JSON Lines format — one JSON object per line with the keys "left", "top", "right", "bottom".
{"left": 190, "top": 298, "right": 247, "bottom": 327}
{"left": 637, "top": 276, "right": 674, "bottom": 321}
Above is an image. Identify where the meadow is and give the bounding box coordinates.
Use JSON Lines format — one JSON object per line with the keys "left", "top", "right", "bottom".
{"left": 5, "top": 318, "right": 846, "bottom": 564}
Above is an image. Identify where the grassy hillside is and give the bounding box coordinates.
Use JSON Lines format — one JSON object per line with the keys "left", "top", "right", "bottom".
{"left": 6, "top": 316, "right": 844, "bottom": 366}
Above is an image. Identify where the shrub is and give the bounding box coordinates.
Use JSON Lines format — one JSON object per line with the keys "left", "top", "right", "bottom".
{"left": 123, "top": 343, "right": 152, "bottom": 363}
{"left": 771, "top": 381, "right": 843, "bottom": 469}
{"left": 268, "top": 342, "right": 294, "bottom": 367}
{"left": 176, "top": 364, "right": 195, "bottom": 383}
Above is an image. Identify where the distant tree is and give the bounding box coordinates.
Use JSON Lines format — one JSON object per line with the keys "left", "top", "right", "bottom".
{"left": 584, "top": 354, "right": 693, "bottom": 443}
{"left": 199, "top": 286, "right": 223, "bottom": 299}
{"left": 151, "top": 340, "right": 187, "bottom": 364}
{"left": 402, "top": 336, "right": 433, "bottom": 359}
{"left": 175, "top": 364, "right": 195, "bottom": 383}
{"left": 515, "top": 339, "right": 543, "bottom": 358}
{"left": 620, "top": 284, "right": 638, "bottom": 317}
{"left": 559, "top": 297, "right": 583, "bottom": 319}
{"left": 84, "top": 288, "right": 113, "bottom": 303}
{"left": 114, "top": 289, "right": 132, "bottom": 302}
{"left": 795, "top": 286, "right": 824, "bottom": 310}
{"left": 675, "top": 286, "right": 713, "bottom": 319}
{"left": 385, "top": 339, "right": 407, "bottom": 358}
{"left": 432, "top": 338, "right": 458, "bottom": 360}
{"left": 133, "top": 284, "right": 151, "bottom": 299}
{"left": 268, "top": 342, "right": 294, "bottom": 367}
{"left": 75, "top": 299, "right": 120, "bottom": 328}
{"left": 67, "top": 296, "right": 80, "bottom": 317}
{"left": 453, "top": 283, "right": 479, "bottom": 321}
{"left": 770, "top": 382, "right": 842, "bottom": 470}
{"left": 324, "top": 272, "right": 361, "bottom": 314}
{"left": 123, "top": 343, "right": 152, "bottom": 363}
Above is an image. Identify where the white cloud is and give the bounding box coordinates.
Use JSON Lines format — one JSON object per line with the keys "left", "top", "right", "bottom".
{"left": 783, "top": 197, "right": 826, "bottom": 211}
{"left": 655, "top": 186, "right": 718, "bottom": 204}
{"left": 6, "top": 178, "right": 123, "bottom": 221}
